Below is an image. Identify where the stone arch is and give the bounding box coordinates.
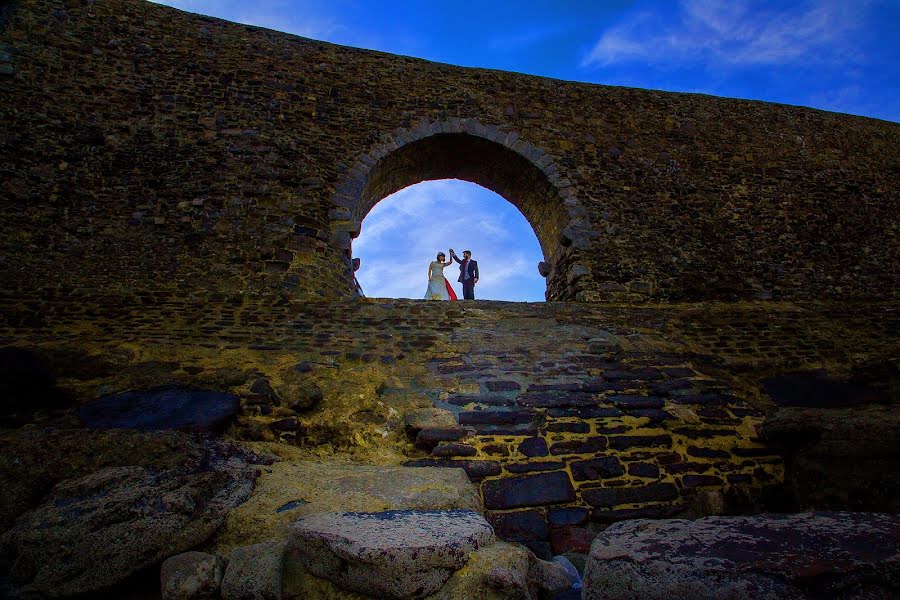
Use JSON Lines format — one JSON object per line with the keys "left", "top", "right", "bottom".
{"left": 328, "top": 118, "right": 595, "bottom": 300}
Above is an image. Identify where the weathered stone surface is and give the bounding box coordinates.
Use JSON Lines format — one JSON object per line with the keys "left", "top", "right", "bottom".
{"left": 405, "top": 407, "right": 459, "bottom": 432}
{"left": 432, "top": 442, "right": 477, "bottom": 457}
{"left": 2, "top": 1, "right": 898, "bottom": 306}
{"left": 437, "top": 541, "right": 571, "bottom": 600}
{"left": 762, "top": 405, "right": 900, "bottom": 512}
{"left": 459, "top": 409, "right": 536, "bottom": 426}
{"left": 548, "top": 507, "right": 589, "bottom": 527}
{"left": 583, "top": 512, "right": 900, "bottom": 600}
{"left": 483, "top": 472, "right": 576, "bottom": 509}
{"left": 0, "top": 454, "right": 255, "bottom": 599}
{"left": 627, "top": 462, "right": 660, "bottom": 478}
{"left": 207, "top": 444, "right": 481, "bottom": 554}
{"left": 487, "top": 510, "right": 548, "bottom": 541}
{"left": 608, "top": 434, "right": 672, "bottom": 450}
{"left": 403, "top": 458, "right": 502, "bottom": 482}
{"left": 609, "top": 395, "right": 665, "bottom": 409}
{"left": 221, "top": 542, "right": 284, "bottom": 600}
{"left": 549, "top": 437, "right": 607, "bottom": 455}
{"left": 582, "top": 483, "right": 678, "bottom": 507}
{"left": 416, "top": 427, "right": 471, "bottom": 449}
{"left": 570, "top": 457, "right": 624, "bottom": 481}
{"left": 0, "top": 428, "right": 243, "bottom": 537}
{"left": 590, "top": 505, "right": 681, "bottom": 523}
{"left": 78, "top": 385, "right": 240, "bottom": 433}
{"left": 287, "top": 509, "right": 495, "bottom": 599}
{"left": 1, "top": 296, "right": 890, "bottom": 554}
{"left": 518, "top": 436, "right": 549, "bottom": 457}
{"left": 282, "top": 539, "right": 570, "bottom": 600}
{"left": 161, "top": 552, "right": 224, "bottom": 600}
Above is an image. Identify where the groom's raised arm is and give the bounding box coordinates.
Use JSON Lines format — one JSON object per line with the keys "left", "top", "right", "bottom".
{"left": 450, "top": 251, "right": 463, "bottom": 264}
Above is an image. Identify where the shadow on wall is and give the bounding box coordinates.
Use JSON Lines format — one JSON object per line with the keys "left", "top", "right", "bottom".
{"left": 0, "top": 347, "right": 74, "bottom": 425}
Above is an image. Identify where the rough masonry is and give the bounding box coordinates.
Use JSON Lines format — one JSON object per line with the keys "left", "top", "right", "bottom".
{"left": 1, "top": 0, "right": 898, "bottom": 302}
{"left": 0, "top": 0, "right": 898, "bottom": 557}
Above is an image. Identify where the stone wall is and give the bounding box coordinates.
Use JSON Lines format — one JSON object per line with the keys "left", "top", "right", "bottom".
{"left": 3, "top": 294, "right": 896, "bottom": 548}
{"left": 1, "top": 0, "right": 898, "bottom": 302}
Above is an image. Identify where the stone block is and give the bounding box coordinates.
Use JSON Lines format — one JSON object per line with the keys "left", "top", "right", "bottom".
{"left": 506, "top": 460, "right": 565, "bottom": 474}
{"left": 607, "top": 435, "right": 672, "bottom": 450}
{"left": 682, "top": 474, "right": 725, "bottom": 488}
{"left": 458, "top": 409, "right": 534, "bottom": 426}
{"left": 627, "top": 462, "right": 660, "bottom": 478}
{"left": 432, "top": 442, "right": 477, "bottom": 457}
{"left": 483, "top": 471, "right": 576, "bottom": 509}
{"left": 582, "top": 483, "right": 679, "bottom": 508}
{"left": 590, "top": 505, "right": 680, "bottom": 523}
{"left": 549, "top": 437, "right": 607, "bottom": 455}
{"left": 518, "top": 436, "right": 549, "bottom": 457}
{"left": 609, "top": 394, "right": 665, "bottom": 409}
{"left": 548, "top": 507, "right": 589, "bottom": 527}
{"left": 583, "top": 512, "right": 900, "bottom": 600}
{"left": 288, "top": 509, "right": 494, "bottom": 599}
{"left": 221, "top": 542, "right": 284, "bottom": 600}
{"left": 570, "top": 457, "right": 624, "bottom": 481}
{"left": 161, "top": 551, "right": 223, "bottom": 600}
{"left": 403, "top": 459, "right": 501, "bottom": 481}
{"left": 487, "top": 509, "right": 548, "bottom": 541}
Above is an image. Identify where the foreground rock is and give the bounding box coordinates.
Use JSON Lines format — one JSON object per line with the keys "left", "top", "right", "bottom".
{"left": 288, "top": 509, "right": 495, "bottom": 599}
{"left": 283, "top": 540, "right": 574, "bottom": 600}
{"left": 0, "top": 430, "right": 259, "bottom": 598}
{"left": 0, "top": 428, "right": 215, "bottom": 532}
{"left": 762, "top": 405, "right": 900, "bottom": 512}
{"left": 583, "top": 512, "right": 900, "bottom": 600}
{"left": 78, "top": 385, "right": 240, "bottom": 433}
{"left": 221, "top": 542, "right": 284, "bottom": 600}
{"left": 161, "top": 552, "right": 224, "bottom": 600}
{"left": 206, "top": 443, "right": 481, "bottom": 555}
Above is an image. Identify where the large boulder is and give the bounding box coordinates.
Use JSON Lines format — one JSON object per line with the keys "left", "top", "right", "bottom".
{"left": 583, "top": 512, "right": 900, "bottom": 600}
{"left": 287, "top": 509, "right": 495, "bottom": 599}
{"left": 0, "top": 428, "right": 209, "bottom": 532}
{"left": 78, "top": 385, "right": 240, "bottom": 433}
{"left": 205, "top": 443, "right": 482, "bottom": 555}
{"left": 0, "top": 431, "right": 259, "bottom": 598}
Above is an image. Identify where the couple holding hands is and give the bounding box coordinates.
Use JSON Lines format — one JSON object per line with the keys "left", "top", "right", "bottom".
{"left": 425, "top": 249, "right": 479, "bottom": 301}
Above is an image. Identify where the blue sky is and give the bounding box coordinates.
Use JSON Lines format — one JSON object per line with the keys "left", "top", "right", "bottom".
{"left": 153, "top": 0, "right": 899, "bottom": 301}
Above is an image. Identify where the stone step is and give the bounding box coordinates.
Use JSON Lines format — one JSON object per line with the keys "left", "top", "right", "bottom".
{"left": 583, "top": 512, "right": 900, "bottom": 600}
{"left": 287, "top": 509, "right": 495, "bottom": 599}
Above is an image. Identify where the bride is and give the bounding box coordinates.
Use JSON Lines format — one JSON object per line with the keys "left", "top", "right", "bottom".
{"left": 424, "top": 252, "right": 458, "bottom": 301}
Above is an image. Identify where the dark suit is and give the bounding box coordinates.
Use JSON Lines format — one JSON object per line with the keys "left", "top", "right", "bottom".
{"left": 452, "top": 254, "right": 479, "bottom": 299}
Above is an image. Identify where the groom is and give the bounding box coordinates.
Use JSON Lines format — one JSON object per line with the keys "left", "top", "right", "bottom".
{"left": 449, "top": 249, "right": 479, "bottom": 300}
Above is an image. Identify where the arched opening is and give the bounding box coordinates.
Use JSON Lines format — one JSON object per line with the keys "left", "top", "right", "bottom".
{"left": 330, "top": 123, "right": 588, "bottom": 301}
{"left": 353, "top": 180, "right": 546, "bottom": 301}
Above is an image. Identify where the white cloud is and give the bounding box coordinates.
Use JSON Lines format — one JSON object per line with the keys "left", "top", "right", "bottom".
{"left": 582, "top": 0, "right": 867, "bottom": 68}
{"left": 354, "top": 180, "right": 546, "bottom": 301}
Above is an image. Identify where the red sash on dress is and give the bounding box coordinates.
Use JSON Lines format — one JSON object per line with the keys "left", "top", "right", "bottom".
{"left": 444, "top": 278, "right": 458, "bottom": 301}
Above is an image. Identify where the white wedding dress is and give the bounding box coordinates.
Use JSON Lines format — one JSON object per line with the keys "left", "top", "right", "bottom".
{"left": 424, "top": 261, "right": 455, "bottom": 300}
